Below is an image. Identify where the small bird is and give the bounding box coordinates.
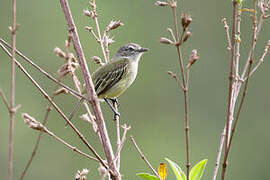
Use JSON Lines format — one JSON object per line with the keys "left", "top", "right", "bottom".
{"left": 67, "top": 43, "right": 148, "bottom": 125}
{"left": 92, "top": 43, "right": 148, "bottom": 116}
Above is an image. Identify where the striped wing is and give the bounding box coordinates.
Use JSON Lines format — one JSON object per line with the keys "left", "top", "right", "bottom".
{"left": 92, "top": 59, "right": 129, "bottom": 97}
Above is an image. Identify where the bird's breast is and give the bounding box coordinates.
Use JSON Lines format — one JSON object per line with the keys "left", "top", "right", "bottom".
{"left": 125, "top": 61, "right": 138, "bottom": 86}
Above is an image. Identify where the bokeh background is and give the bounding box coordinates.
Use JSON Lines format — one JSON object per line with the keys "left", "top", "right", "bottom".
{"left": 1, "top": 0, "right": 270, "bottom": 179}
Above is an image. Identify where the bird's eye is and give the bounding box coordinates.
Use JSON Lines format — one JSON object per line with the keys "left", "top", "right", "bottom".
{"left": 127, "top": 46, "right": 135, "bottom": 51}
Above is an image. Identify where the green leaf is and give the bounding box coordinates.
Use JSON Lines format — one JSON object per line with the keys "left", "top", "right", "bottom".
{"left": 189, "top": 159, "right": 208, "bottom": 180}
{"left": 137, "top": 173, "right": 160, "bottom": 180}
{"left": 165, "top": 158, "right": 186, "bottom": 180}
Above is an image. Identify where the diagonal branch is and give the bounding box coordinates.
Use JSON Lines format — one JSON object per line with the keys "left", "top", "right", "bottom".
{"left": 0, "top": 38, "right": 86, "bottom": 101}
{"left": 0, "top": 89, "right": 10, "bottom": 110}
{"left": 130, "top": 136, "right": 161, "bottom": 180}
{"left": 0, "top": 42, "right": 110, "bottom": 172}
{"left": 59, "top": 0, "right": 119, "bottom": 178}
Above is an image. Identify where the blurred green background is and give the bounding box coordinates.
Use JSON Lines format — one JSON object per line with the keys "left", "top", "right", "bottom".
{"left": 1, "top": 0, "right": 270, "bottom": 179}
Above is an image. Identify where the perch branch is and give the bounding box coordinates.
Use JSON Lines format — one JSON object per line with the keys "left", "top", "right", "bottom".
{"left": 59, "top": 0, "right": 119, "bottom": 178}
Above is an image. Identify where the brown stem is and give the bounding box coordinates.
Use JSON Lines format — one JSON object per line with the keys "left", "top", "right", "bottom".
{"left": 222, "top": 1, "right": 237, "bottom": 180}
{"left": 171, "top": 4, "right": 190, "bottom": 178}
{"left": 91, "top": 0, "right": 109, "bottom": 63}
{"left": 114, "top": 124, "right": 130, "bottom": 169}
{"left": 249, "top": 41, "right": 270, "bottom": 77}
{"left": 241, "top": 9, "right": 264, "bottom": 79}
{"left": 113, "top": 100, "right": 121, "bottom": 170}
{"left": 224, "top": 58, "right": 254, "bottom": 170}
{"left": 130, "top": 136, "right": 161, "bottom": 180}
{"left": 20, "top": 105, "right": 52, "bottom": 180}
{"left": 59, "top": 0, "right": 119, "bottom": 178}
{"left": 235, "top": 6, "right": 242, "bottom": 78}
{"left": 8, "top": 0, "right": 17, "bottom": 179}
{"left": 222, "top": 18, "right": 232, "bottom": 51}
{"left": 222, "top": 3, "right": 257, "bottom": 179}
{"left": 212, "top": 126, "right": 226, "bottom": 180}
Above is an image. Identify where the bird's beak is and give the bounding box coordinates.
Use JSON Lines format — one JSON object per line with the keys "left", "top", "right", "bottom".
{"left": 138, "top": 47, "right": 149, "bottom": 53}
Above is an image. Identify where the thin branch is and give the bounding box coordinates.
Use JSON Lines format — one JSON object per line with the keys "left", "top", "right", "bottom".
{"left": 90, "top": 0, "right": 109, "bottom": 62}
{"left": 249, "top": 40, "right": 270, "bottom": 77}
{"left": 212, "top": 126, "right": 226, "bottom": 180}
{"left": 21, "top": 36, "right": 83, "bottom": 179}
{"left": 0, "top": 43, "right": 110, "bottom": 172}
{"left": 241, "top": 7, "right": 263, "bottom": 79}
{"left": 167, "top": 28, "right": 176, "bottom": 42}
{"left": 224, "top": 57, "right": 254, "bottom": 171}
{"left": 19, "top": 105, "right": 51, "bottom": 180}
{"left": 0, "top": 38, "right": 87, "bottom": 102}
{"left": 168, "top": 71, "right": 182, "bottom": 90}
{"left": 8, "top": 0, "right": 17, "bottom": 178}
{"left": 59, "top": 0, "right": 119, "bottom": 178}
{"left": 235, "top": 6, "right": 242, "bottom": 78}
{"left": 20, "top": 73, "right": 64, "bottom": 179}
{"left": 114, "top": 124, "right": 131, "bottom": 170}
{"left": 85, "top": 26, "right": 99, "bottom": 41}
{"left": 22, "top": 113, "right": 100, "bottom": 162}
{"left": 170, "top": 2, "right": 191, "bottom": 177}
{"left": 222, "top": 1, "right": 238, "bottom": 179}
{"left": 130, "top": 136, "right": 161, "bottom": 180}
{"left": 222, "top": 18, "right": 232, "bottom": 51}
{"left": 0, "top": 89, "right": 10, "bottom": 110}
{"left": 114, "top": 100, "right": 121, "bottom": 171}
{"left": 45, "top": 125, "right": 100, "bottom": 163}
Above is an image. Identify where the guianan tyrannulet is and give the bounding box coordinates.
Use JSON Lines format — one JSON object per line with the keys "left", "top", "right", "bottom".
{"left": 68, "top": 43, "right": 148, "bottom": 122}
{"left": 93, "top": 43, "right": 148, "bottom": 116}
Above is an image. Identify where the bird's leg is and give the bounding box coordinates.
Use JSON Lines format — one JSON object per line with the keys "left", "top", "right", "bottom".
{"left": 110, "top": 98, "right": 120, "bottom": 120}
{"left": 109, "top": 98, "right": 119, "bottom": 107}
{"left": 65, "top": 98, "right": 84, "bottom": 127}
{"left": 104, "top": 98, "right": 120, "bottom": 117}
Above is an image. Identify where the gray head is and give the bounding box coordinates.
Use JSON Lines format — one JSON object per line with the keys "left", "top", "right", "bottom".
{"left": 113, "top": 43, "right": 148, "bottom": 61}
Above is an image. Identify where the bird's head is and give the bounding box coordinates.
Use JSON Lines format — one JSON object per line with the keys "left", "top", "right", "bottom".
{"left": 113, "top": 43, "right": 149, "bottom": 61}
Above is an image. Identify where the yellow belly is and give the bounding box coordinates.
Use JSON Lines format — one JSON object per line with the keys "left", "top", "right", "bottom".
{"left": 98, "top": 63, "right": 138, "bottom": 99}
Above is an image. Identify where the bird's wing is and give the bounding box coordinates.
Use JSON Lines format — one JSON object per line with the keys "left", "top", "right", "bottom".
{"left": 92, "top": 59, "right": 129, "bottom": 97}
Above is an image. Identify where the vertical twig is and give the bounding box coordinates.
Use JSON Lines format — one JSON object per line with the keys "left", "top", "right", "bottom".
{"left": 170, "top": 2, "right": 191, "bottom": 177}
{"left": 221, "top": 3, "right": 258, "bottom": 179}
{"left": 90, "top": 0, "right": 109, "bottom": 62}
{"left": 113, "top": 101, "right": 121, "bottom": 171}
{"left": 8, "top": 0, "right": 17, "bottom": 179}
{"left": 212, "top": 126, "right": 226, "bottom": 180}
{"left": 225, "top": 57, "right": 254, "bottom": 167}
{"left": 241, "top": 9, "right": 264, "bottom": 79}
{"left": 235, "top": 6, "right": 242, "bottom": 78}
{"left": 114, "top": 124, "right": 130, "bottom": 167}
{"left": 59, "top": 0, "right": 119, "bottom": 179}
{"left": 19, "top": 105, "right": 52, "bottom": 180}
{"left": 222, "top": 1, "right": 238, "bottom": 179}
